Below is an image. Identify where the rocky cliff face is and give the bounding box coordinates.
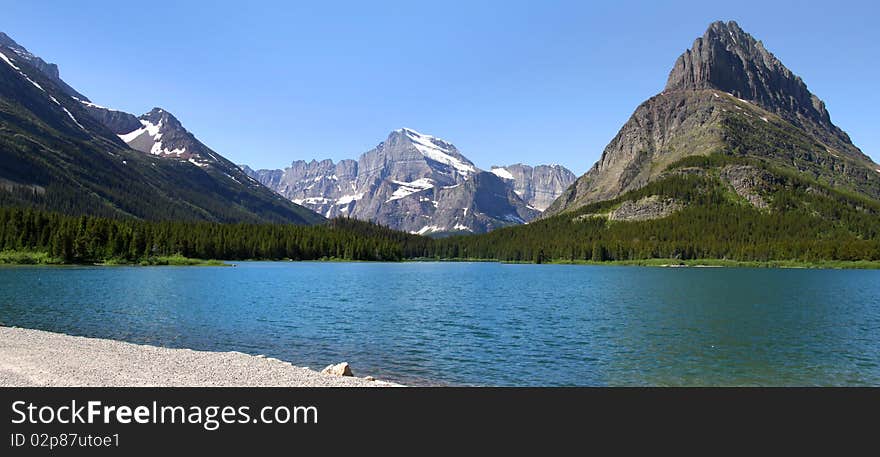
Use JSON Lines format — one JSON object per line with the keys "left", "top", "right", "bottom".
{"left": 490, "top": 164, "right": 576, "bottom": 211}
{"left": 78, "top": 101, "right": 142, "bottom": 134}
{"left": 545, "top": 90, "right": 729, "bottom": 210}
{"left": 244, "top": 159, "right": 359, "bottom": 218}
{"left": 358, "top": 171, "right": 539, "bottom": 235}
{"left": 664, "top": 21, "right": 863, "bottom": 158}
{"left": 545, "top": 21, "right": 880, "bottom": 216}
{"left": 245, "top": 128, "right": 568, "bottom": 234}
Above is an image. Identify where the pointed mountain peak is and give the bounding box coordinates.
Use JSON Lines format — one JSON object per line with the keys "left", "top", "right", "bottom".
{"left": 392, "top": 127, "right": 451, "bottom": 148}
{"left": 394, "top": 127, "right": 450, "bottom": 144}
{"left": 545, "top": 21, "right": 874, "bottom": 218}
{"left": 142, "top": 107, "right": 173, "bottom": 120}
{"left": 385, "top": 127, "right": 476, "bottom": 176}
{"left": 665, "top": 20, "right": 834, "bottom": 131}
{"left": 665, "top": 20, "right": 781, "bottom": 93}
{"left": 116, "top": 108, "right": 200, "bottom": 159}
{"left": 703, "top": 20, "right": 747, "bottom": 41}
{"left": 139, "top": 107, "right": 184, "bottom": 131}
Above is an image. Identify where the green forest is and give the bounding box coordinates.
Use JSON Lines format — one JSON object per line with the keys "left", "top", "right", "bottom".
{"left": 0, "top": 206, "right": 429, "bottom": 264}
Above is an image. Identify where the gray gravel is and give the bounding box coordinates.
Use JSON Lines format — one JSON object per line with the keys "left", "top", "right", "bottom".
{"left": 0, "top": 327, "right": 399, "bottom": 387}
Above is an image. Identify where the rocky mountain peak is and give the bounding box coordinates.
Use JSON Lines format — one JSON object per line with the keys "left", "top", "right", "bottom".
{"left": 385, "top": 127, "right": 477, "bottom": 177}
{"left": 545, "top": 21, "right": 879, "bottom": 218}
{"left": 114, "top": 107, "right": 206, "bottom": 160}
{"left": 140, "top": 107, "right": 183, "bottom": 129}
{"left": 397, "top": 127, "right": 456, "bottom": 151}
{"left": 664, "top": 20, "right": 834, "bottom": 132}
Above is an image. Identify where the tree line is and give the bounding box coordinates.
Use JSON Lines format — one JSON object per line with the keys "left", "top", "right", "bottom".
{"left": 0, "top": 207, "right": 429, "bottom": 263}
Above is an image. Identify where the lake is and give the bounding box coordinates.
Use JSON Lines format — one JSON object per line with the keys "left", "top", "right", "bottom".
{"left": 1, "top": 262, "right": 878, "bottom": 386}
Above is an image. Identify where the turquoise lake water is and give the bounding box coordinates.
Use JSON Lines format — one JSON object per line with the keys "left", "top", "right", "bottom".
{"left": 1, "top": 262, "right": 878, "bottom": 386}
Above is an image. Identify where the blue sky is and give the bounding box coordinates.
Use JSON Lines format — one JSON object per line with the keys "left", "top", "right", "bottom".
{"left": 3, "top": 0, "right": 878, "bottom": 173}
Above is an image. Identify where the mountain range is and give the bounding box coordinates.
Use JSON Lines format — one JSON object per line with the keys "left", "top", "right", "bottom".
{"left": 242, "top": 129, "right": 575, "bottom": 235}
{"left": 0, "top": 31, "right": 320, "bottom": 224}
{"left": 1, "top": 30, "right": 572, "bottom": 235}
{"left": 2, "top": 20, "right": 879, "bottom": 260}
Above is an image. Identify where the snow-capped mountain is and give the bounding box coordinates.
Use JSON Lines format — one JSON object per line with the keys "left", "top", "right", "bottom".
{"left": 113, "top": 108, "right": 225, "bottom": 168}
{"left": 244, "top": 129, "right": 574, "bottom": 235}
{"left": 78, "top": 102, "right": 254, "bottom": 173}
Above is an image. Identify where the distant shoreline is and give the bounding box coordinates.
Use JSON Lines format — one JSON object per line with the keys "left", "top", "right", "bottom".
{"left": 409, "top": 257, "right": 880, "bottom": 270}
{"left": 535, "top": 258, "right": 880, "bottom": 269}
{"left": 2, "top": 249, "right": 879, "bottom": 269}
{"left": 0, "top": 326, "right": 399, "bottom": 387}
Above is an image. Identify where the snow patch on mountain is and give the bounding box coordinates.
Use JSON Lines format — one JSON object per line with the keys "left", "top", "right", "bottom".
{"left": 60, "top": 106, "right": 85, "bottom": 130}
{"left": 490, "top": 167, "right": 514, "bottom": 180}
{"left": 73, "top": 97, "right": 109, "bottom": 110}
{"left": 0, "top": 52, "right": 86, "bottom": 130}
{"left": 153, "top": 144, "right": 186, "bottom": 156}
{"left": 119, "top": 125, "right": 150, "bottom": 143}
{"left": 414, "top": 225, "right": 442, "bottom": 235}
{"left": 400, "top": 128, "right": 475, "bottom": 176}
{"left": 188, "top": 158, "right": 209, "bottom": 168}
{"left": 336, "top": 193, "right": 364, "bottom": 205}
{"left": 118, "top": 119, "right": 188, "bottom": 156}
{"left": 0, "top": 51, "right": 44, "bottom": 92}
{"left": 293, "top": 197, "right": 332, "bottom": 205}
{"left": 388, "top": 178, "right": 435, "bottom": 202}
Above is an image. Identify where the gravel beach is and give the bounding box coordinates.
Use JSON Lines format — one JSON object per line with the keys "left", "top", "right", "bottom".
{"left": 0, "top": 326, "right": 399, "bottom": 387}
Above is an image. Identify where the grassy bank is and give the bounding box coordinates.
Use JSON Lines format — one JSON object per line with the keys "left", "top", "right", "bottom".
{"left": 0, "top": 250, "right": 225, "bottom": 267}
{"left": 122, "top": 254, "right": 227, "bottom": 267}
{"left": 0, "top": 250, "right": 64, "bottom": 265}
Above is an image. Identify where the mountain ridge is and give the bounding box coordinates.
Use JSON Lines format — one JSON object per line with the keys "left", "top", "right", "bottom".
{"left": 0, "top": 33, "right": 322, "bottom": 225}
{"left": 0, "top": 31, "right": 89, "bottom": 102}
{"left": 243, "top": 129, "right": 574, "bottom": 234}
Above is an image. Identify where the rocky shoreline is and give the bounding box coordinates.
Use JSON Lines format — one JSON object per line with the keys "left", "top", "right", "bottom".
{"left": 0, "top": 326, "right": 400, "bottom": 387}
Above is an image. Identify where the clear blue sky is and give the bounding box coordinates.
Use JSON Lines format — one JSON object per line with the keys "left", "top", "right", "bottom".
{"left": 3, "top": 0, "right": 878, "bottom": 173}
